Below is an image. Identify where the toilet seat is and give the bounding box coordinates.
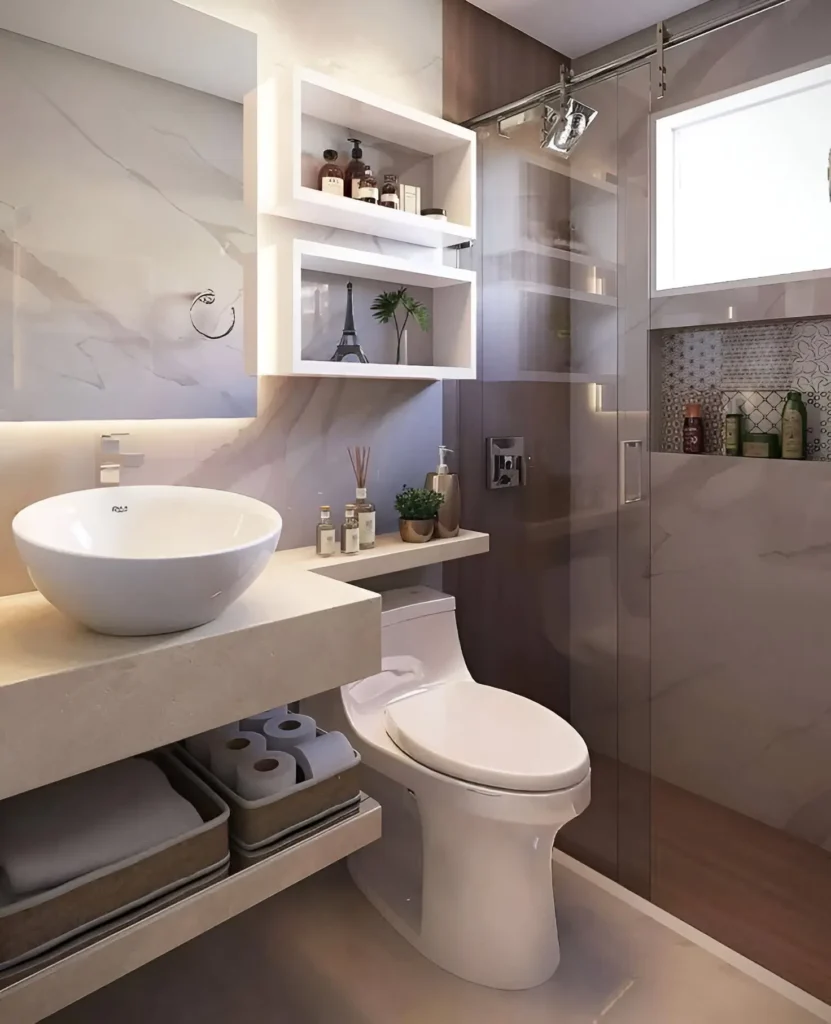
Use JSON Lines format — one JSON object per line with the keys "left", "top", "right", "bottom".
{"left": 384, "top": 679, "right": 589, "bottom": 793}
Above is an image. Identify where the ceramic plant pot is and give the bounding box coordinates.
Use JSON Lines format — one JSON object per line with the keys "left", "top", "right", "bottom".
{"left": 399, "top": 518, "right": 434, "bottom": 543}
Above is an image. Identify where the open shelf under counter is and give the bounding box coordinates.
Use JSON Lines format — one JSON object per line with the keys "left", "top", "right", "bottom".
{"left": 254, "top": 239, "right": 476, "bottom": 379}
{"left": 257, "top": 67, "right": 476, "bottom": 249}
{"left": 0, "top": 798, "right": 382, "bottom": 1024}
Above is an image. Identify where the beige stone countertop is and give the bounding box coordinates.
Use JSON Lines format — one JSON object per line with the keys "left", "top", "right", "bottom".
{"left": 0, "top": 562, "right": 381, "bottom": 801}
{"left": 274, "top": 529, "right": 490, "bottom": 581}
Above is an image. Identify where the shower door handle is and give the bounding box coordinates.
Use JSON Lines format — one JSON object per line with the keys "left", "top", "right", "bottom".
{"left": 619, "top": 440, "right": 644, "bottom": 505}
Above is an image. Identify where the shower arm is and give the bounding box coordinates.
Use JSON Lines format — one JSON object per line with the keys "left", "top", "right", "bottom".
{"left": 461, "top": 0, "right": 793, "bottom": 130}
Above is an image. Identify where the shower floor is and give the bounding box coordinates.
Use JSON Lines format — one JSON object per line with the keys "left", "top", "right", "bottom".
{"left": 562, "top": 754, "right": 831, "bottom": 1007}
{"left": 49, "top": 854, "right": 828, "bottom": 1024}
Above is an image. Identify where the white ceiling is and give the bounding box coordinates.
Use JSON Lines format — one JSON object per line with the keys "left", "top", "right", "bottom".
{"left": 0, "top": 0, "right": 255, "bottom": 101}
{"left": 468, "top": 0, "right": 701, "bottom": 57}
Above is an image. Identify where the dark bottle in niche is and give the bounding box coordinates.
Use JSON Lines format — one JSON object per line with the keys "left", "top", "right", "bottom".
{"left": 345, "top": 138, "right": 367, "bottom": 200}
{"left": 724, "top": 398, "right": 743, "bottom": 456}
{"left": 380, "top": 173, "right": 400, "bottom": 209}
{"left": 357, "top": 166, "right": 379, "bottom": 204}
{"left": 683, "top": 402, "right": 704, "bottom": 454}
{"left": 781, "top": 391, "right": 807, "bottom": 460}
{"left": 318, "top": 149, "right": 344, "bottom": 196}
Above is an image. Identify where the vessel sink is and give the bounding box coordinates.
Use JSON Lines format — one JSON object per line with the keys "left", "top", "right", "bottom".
{"left": 12, "top": 486, "right": 283, "bottom": 636}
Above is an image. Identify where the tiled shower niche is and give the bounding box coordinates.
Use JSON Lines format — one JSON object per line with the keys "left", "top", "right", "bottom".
{"left": 654, "top": 318, "right": 831, "bottom": 460}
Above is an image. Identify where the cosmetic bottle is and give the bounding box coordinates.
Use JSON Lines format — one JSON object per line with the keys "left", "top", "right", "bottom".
{"left": 318, "top": 150, "right": 344, "bottom": 197}
{"left": 357, "top": 166, "right": 379, "bottom": 204}
{"left": 346, "top": 138, "right": 367, "bottom": 199}
{"left": 425, "top": 445, "right": 460, "bottom": 538}
{"left": 380, "top": 174, "right": 400, "bottom": 210}
{"left": 725, "top": 397, "right": 743, "bottom": 456}
{"left": 316, "top": 506, "right": 336, "bottom": 557}
{"left": 683, "top": 402, "right": 704, "bottom": 454}
{"left": 341, "top": 504, "right": 360, "bottom": 555}
{"left": 781, "top": 391, "right": 807, "bottom": 460}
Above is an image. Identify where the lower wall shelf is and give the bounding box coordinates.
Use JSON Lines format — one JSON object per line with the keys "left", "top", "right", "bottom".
{"left": 0, "top": 797, "right": 381, "bottom": 1024}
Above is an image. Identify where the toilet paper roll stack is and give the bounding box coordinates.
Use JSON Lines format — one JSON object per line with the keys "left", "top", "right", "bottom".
{"left": 236, "top": 752, "right": 298, "bottom": 801}
{"left": 208, "top": 731, "right": 267, "bottom": 788}
{"left": 184, "top": 723, "right": 240, "bottom": 766}
{"left": 240, "top": 706, "right": 290, "bottom": 734}
{"left": 289, "top": 731, "right": 356, "bottom": 782}
{"left": 263, "top": 713, "right": 317, "bottom": 752}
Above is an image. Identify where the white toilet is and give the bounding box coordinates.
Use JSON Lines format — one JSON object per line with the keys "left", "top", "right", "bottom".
{"left": 308, "top": 586, "right": 590, "bottom": 991}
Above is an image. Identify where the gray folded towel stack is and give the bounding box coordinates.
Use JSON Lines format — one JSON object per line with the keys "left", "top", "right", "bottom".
{"left": 0, "top": 758, "right": 202, "bottom": 896}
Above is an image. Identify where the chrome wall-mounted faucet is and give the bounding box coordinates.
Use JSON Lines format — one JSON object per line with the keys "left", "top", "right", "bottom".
{"left": 98, "top": 433, "right": 145, "bottom": 486}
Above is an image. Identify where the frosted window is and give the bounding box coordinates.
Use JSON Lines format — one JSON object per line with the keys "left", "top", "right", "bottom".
{"left": 654, "top": 62, "right": 831, "bottom": 292}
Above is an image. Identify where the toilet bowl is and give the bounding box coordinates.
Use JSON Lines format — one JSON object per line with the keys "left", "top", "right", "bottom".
{"left": 306, "top": 586, "right": 590, "bottom": 991}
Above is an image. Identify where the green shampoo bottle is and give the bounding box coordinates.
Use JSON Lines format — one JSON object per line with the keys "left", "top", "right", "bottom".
{"left": 781, "top": 391, "right": 807, "bottom": 460}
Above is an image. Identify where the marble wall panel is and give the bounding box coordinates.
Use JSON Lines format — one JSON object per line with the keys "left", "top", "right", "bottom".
{"left": 0, "top": 0, "right": 444, "bottom": 597}
{"left": 651, "top": 452, "right": 831, "bottom": 850}
{"left": 0, "top": 28, "right": 256, "bottom": 421}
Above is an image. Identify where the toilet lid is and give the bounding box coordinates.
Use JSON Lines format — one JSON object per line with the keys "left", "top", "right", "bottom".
{"left": 384, "top": 680, "right": 589, "bottom": 792}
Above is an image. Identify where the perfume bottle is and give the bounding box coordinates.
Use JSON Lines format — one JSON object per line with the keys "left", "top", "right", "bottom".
{"left": 315, "top": 506, "right": 336, "bottom": 557}
{"left": 318, "top": 150, "right": 344, "bottom": 197}
{"left": 346, "top": 138, "right": 366, "bottom": 200}
{"left": 348, "top": 445, "right": 376, "bottom": 550}
{"left": 341, "top": 504, "right": 360, "bottom": 555}
{"left": 357, "top": 166, "right": 379, "bottom": 204}
{"left": 380, "top": 174, "right": 399, "bottom": 210}
{"left": 329, "top": 282, "right": 369, "bottom": 363}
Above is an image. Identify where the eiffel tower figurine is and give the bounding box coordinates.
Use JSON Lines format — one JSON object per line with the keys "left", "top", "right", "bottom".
{"left": 329, "top": 281, "right": 369, "bottom": 363}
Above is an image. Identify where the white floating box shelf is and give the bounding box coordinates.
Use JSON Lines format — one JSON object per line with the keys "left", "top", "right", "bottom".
{"left": 256, "top": 239, "right": 476, "bottom": 380}
{"left": 257, "top": 67, "right": 476, "bottom": 249}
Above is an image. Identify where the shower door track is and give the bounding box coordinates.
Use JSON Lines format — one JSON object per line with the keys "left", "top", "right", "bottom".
{"left": 461, "top": 0, "right": 793, "bottom": 128}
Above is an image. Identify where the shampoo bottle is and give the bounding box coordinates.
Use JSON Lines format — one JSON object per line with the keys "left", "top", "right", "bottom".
{"left": 425, "top": 445, "right": 460, "bottom": 538}
{"left": 781, "top": 391, "right": 807, "bottom": 460}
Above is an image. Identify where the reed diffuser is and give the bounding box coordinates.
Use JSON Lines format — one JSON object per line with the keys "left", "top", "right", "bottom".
{"left": 348, "top": 446, "right": 376, "bottom": 550}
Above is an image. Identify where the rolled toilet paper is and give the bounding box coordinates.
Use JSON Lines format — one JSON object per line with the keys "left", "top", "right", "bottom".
{"left": 235, "top": 752, "right": 298, "bottom": 801}
{"left": 263, "top": 713, "right": 317, "bottom": 752}
{"left": 209, "top": 731, "right": 267, "bottom": 787}
{"left": 240, "top": 706, "right": 289, "bottom": 734}
{"left": 291, "top": 731, "right": 356, "bottom": 782}
{"left": 184, "top": 723, "right": 239, "bottom": 765}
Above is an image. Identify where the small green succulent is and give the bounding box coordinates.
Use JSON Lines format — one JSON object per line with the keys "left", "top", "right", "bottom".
{"left": 394, "top": 486, "right": 444, "bottom": 521}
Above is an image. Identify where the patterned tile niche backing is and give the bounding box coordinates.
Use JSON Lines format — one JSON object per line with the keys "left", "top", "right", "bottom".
{"left": 660, "top": 319, "right": 831, "bottom": 459}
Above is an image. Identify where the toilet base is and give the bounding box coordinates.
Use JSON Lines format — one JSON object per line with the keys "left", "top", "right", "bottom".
{"left": 348, "top": 768, "right": 590, "bottom": 990}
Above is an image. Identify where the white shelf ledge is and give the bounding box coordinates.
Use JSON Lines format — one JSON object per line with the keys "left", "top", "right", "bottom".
{"left": 0, "top": 798, "right": 381, "bottom": 1024}
{"left": 520, "top": 281, "right": 617, "bottom": 307}
{"left": 274, "top": 530, "right": 489, "bottom": 582}
{"left": 256, "top": 239, "right": 476, "bottom": 379}
{"left": 257, "top": 68, "right": 476, "bottom": 249}
{"left": 287, "top": 187, "right": 474, "bottom": 249}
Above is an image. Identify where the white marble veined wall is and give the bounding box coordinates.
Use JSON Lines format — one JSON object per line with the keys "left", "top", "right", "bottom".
{"left": 0, "top": 28, "right": 256, "bottom": 421}
{"left": 0, "top": 0, "right": 444, "bottom": 596}
{"left": 650, "top": 453, "right": 831, "bottom": 851}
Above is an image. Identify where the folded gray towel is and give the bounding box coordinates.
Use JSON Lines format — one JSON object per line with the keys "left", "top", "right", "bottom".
{"left": 0, "top": 758, "right": 202, "bottom": 896}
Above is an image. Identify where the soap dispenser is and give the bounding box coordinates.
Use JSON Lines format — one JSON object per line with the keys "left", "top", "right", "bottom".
{"left": 425, "top": 446, "right": 460, "bottom": 538}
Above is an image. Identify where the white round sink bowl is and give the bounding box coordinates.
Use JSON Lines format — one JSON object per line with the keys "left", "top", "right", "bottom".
{"left": 12, "top": 486, "right": 283, "bottom": 636}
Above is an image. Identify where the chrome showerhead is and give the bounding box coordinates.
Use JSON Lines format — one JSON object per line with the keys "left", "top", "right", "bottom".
{"left": 542, "top": 97, "right": 598, "bottom": 156}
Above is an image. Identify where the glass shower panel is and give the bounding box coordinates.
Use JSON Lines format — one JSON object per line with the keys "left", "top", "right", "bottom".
{"left": 649, "top": 0, "right": 831, "bottom": 1002}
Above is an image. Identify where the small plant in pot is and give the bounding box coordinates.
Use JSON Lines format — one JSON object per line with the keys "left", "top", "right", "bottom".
{"left": 394, "top": 486, "right": 444, "bottom": 543}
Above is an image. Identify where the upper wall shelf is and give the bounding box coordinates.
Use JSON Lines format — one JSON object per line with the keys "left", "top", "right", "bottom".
{"left": 257, "top": 238, "right": 476, "bottom": 380}
{"left": 258, "top": 68, "right": 476, "bottom": 249}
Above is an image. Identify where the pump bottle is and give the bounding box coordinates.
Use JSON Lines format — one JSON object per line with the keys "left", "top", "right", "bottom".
{"left": 425, "top": 445, "right": 460, "bottom": 538}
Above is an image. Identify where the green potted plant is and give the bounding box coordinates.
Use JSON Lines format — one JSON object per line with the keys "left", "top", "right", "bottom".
{"left": 371, "top": 287, "right": 430, "bottom": 365}
{"left": 394, "top": 486, "right": 444, "bottom": 543}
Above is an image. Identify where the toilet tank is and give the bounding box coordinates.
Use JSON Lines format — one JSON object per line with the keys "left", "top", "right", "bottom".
{"left": 349, "top": 587, "right": 472, "bottom": 703}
